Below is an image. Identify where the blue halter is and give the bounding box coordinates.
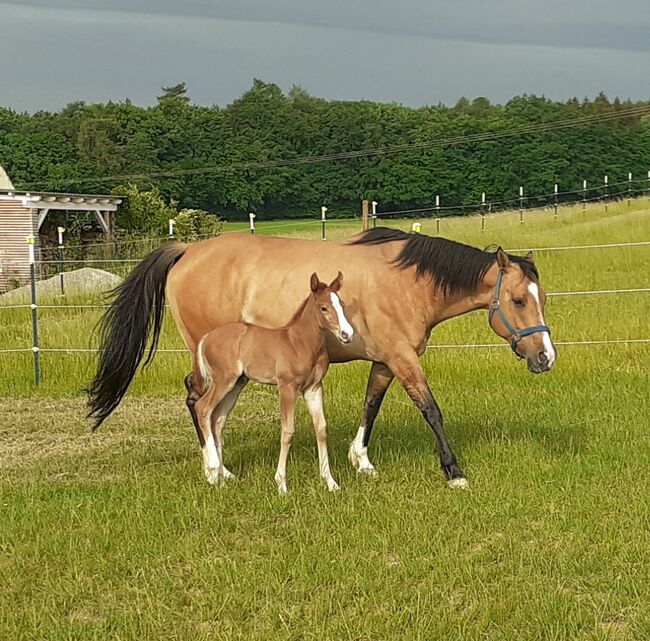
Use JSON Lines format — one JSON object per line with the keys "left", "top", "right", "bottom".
{"left": 488, "top": 271, "right": 551, "bottom": 354}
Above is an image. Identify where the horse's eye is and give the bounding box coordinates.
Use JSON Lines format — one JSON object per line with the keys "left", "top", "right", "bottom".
{"left": 513, "top": 298, "right": 525, "bottom": 308}
{"left": 320, "top": 306, "right": 328, "bottom": 312}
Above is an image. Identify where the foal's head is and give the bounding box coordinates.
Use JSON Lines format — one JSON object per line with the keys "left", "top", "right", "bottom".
{"left": 310, "top": 272, "right": 354, "bottom": 344}
{"left": 488, "top": 249, "right": 556, "bottom": 373}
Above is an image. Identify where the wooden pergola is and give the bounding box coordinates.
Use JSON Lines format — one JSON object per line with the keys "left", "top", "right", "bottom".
{"left": 0, "top": 164, "right": 123, "bottom": 289}
{"left": 14, "top": 190, "right": 122, "bottom": 239}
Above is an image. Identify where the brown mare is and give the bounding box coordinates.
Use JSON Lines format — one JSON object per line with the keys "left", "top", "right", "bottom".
{"left": 193, "top": 272, "right": 352, "bottom": 493}
{"left": 89, "top": 227, "right": 556, "bottom": 488}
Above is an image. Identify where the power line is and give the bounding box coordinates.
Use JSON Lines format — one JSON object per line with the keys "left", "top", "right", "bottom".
{"left": 22, "top": 106, "right": 650, "bottom": 190}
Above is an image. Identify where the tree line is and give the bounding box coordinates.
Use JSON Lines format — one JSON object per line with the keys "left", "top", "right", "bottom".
{"left": 1, "top": 81, "right": 648, "bottom": 223}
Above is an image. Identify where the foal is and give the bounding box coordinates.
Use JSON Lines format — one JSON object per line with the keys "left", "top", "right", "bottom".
{"left": 193, "top": 272, "right": 353, "bottom": 493}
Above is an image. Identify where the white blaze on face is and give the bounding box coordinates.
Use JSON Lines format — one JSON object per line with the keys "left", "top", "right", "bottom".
{"left": 528, "top": 282, "right": 556, "bottom": 367}
{"left": 330, "top": 292, "right": 354, "bottom": 341}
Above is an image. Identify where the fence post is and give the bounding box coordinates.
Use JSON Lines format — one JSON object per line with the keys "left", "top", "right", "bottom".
{"left": 57, "top": 226, "right": 65, "bottom": 295}
{"left": 321, "top": 206, "right": 327, "bottom": 240}
{"left": 604, "top": 175, "right": 609, "bottom": 213}
{"left": 168, "top": 218, "right": 175, "bottom": 240}
{"left": 481, "top": 192, "right": 486, "bottom": 231}
{"left": 583, "top": 179, "right": 587, "bottom": 210}
{"left": 519, "top": 186, "right": 524, "bottom": 224}
{"left": 627, "top": 173, "right": 632, "bottom": 207}
{"left": 249, "top": 213, "right": 256, "bottom": 235}
{"left": 371, "top": 201, "right": 378, "bottom": 228}
{"left": 361, "top": 200, "right": 369, "bottom": 230}
{"left": 27, "top": 236, "right": 40, "bottom": 386}
{"left": 554, "top": 184, "right": 558, "bottom": 221}
{"left": 435, "top": 195, "right": 440, "bottom": 235}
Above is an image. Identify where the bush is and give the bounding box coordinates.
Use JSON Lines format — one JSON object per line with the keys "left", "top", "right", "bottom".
{"left": 173, "top": 208, "right": 223, "bottom": 241}
{"left": 112, "top": 184, "right": 176, "bottom": 233}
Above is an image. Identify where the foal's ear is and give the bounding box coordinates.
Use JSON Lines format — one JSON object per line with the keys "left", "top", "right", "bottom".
{"left": 496, "top": 247, "right": 510, "bottom": 272}
{"left": 524, "top": 250, "right": 535, "bottom": 263}
{"left": 329, "top": 271, "right": 343, "bottom": 292}
{"left": 310, "top": 272, "right": 320, "bottom": 292}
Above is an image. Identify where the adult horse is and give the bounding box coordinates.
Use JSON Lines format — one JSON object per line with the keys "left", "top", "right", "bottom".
{"left": 88, "top": 227, "right": 556, "bottom": 487}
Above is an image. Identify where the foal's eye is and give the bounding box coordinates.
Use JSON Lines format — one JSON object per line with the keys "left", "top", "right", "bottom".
{"left": 320, "top": 306, "right": 328, "bottom": 312}
{"left": 513, "top": 298, "right": 525, "bottom": 308}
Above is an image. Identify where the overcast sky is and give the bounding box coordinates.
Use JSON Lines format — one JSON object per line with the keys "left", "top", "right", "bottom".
{"left": 1, "top": 0, "right": 649, "bottom": 112}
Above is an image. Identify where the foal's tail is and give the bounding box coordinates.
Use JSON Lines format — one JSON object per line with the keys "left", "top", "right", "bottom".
{"left": 87, "top": 243, "right": 187, "bottom": 430}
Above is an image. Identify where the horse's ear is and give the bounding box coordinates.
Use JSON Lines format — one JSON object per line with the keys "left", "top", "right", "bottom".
{"left": 329, "top": 271, "right": 343, "bottom": 292}
{"left": 310, "top": 272, "right": 320, "bottom": 292}
{"left": 524, "top": 251, "right": 535, "bottom": 263}
{"left": 496, "top": 247, "right": 510, "bottom": 272}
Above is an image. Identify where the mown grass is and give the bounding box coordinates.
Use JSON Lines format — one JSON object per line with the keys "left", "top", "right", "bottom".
{"left": 1, "top": 198, "right": 649, "bottom": 640}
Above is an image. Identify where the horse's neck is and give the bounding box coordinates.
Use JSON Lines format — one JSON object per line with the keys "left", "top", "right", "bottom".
{"left": 428, "top": 267, "right": 496, "bottom": 324}
{"left": 286, "top": 298, "right": 326, "bottom": 355}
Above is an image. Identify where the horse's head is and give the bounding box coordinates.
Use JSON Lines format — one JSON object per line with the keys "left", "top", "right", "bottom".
{"left": 310, "top": 271, "right": 354, "bottom": 344}
{"left": 488, "top": 248, "right": 556, "bottom": 373}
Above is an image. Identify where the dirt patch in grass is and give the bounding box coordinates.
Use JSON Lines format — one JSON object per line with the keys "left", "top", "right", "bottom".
{"left": 0, "top": 397, "right": 190, "bottom": 470}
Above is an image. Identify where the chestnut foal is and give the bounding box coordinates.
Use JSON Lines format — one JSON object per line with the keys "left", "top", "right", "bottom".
{"left": 193, "top": 272, "right": 353, "bottom": 493}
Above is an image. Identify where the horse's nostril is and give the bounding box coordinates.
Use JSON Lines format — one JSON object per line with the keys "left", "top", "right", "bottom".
{"left": 538, "top": 352, "right": 549, "bottom": 367}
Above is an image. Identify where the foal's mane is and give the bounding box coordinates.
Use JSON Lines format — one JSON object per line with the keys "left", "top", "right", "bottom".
{"left": 350, "top": 227, "right": 538, "bottom": 296}
{"left": 285, "top": 295, "right": 311, "bottom": 327}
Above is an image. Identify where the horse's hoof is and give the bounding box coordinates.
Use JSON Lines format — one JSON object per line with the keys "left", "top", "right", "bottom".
{"left": 205, "top": 468, "right": 222, "bottom": 486}
{"left": 357, "top": 464, "right": 377, "bottom": 476}
{"left": 347, "top": 447, "right": 360, "bottom": 468}
{"left": 222, "top": 467, "right": 236, "bottom": 481}
{"left": 447, "top": 477, "right": 469, "bottom": 489}
{"left": 327, "top": 480, "right": 341, "bottom": 492}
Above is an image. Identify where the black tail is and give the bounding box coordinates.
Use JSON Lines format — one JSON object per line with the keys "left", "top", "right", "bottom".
{"left": 87, "top": 243, "right": 187, "bottom": 429}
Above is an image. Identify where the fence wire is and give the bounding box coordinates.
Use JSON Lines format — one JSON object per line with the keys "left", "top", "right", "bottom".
{"left": 2, "top": 194, "right": 650, "bottom": 376}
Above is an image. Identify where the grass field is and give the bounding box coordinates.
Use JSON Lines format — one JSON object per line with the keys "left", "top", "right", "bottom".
{"left": 1, "top": 198, "right": 649, "bottom": 640}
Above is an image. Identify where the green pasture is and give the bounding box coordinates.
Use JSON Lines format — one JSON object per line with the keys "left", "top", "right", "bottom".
{"left": 1, "top": 198, "right": 649, "bottom": 640}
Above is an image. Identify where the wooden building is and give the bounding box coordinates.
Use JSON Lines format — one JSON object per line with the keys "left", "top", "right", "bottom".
{"left": 0, "top": 165, "right": 122, "bottom": 291}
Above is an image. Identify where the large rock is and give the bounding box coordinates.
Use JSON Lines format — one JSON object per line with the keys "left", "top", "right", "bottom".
{"left": 0, "top": 268, "right": 120, "bottom": 303}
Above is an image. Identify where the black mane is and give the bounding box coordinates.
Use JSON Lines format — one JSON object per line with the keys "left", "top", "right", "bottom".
{"left": 350, "top": 227, "right": 538, "bottom": 296}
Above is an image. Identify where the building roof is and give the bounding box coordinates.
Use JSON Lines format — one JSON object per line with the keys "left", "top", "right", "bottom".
{"left": 0, "top": 164, "right": 14, "bottom": 190}
{"left": 0, "top": 165, "right": 122, "bottom": 204}
{"left": 0, "top": 189, "right": 123, "bottom": 206}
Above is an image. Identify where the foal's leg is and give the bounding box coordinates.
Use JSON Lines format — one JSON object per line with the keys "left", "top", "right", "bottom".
{"left": 348, "top": 362, "right": 394, "bottom": 474}
{"left": 386, "top": 349, "right": 467, "bottom": 488}
{"left": 195, "top": 377, "right": 238, "bottom": 485}
{"left": 274, "top": 385, "right": 298, "bottom": 494}
{"left": 211, "top": 376, "right": 248, "bottom": 481}
{"left": 304, "top": 384, "right": 339, "bottom": 492}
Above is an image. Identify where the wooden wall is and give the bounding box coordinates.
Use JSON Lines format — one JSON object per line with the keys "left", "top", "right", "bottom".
{"left": 0, "top": 197, "right": 40, "bottom": 292}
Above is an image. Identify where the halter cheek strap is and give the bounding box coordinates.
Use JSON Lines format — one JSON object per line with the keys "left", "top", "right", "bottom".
{"left": 488, "top": 271, "right": 551, "bottom": 354}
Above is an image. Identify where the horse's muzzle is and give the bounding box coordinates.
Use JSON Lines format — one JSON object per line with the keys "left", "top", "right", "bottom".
{"left": 338, "top": 330, "right": 353, "bottom": 345}
{"left": 527, "top": 351, "right": 553, "bottom": 374}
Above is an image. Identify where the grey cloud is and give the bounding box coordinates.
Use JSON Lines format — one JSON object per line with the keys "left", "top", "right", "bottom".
{"left": 2, "top": 0, "right": 650, "bottom": 53}
{"left": 0, "top": 1, "right": 648, "bottom": 112}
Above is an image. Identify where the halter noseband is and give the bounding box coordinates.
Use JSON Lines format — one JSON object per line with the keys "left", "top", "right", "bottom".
{"left": 488, "top": 270, "right": 551, "bottom": 355}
